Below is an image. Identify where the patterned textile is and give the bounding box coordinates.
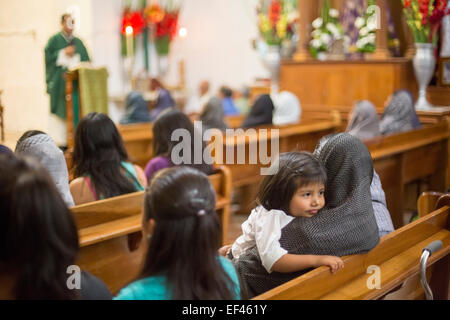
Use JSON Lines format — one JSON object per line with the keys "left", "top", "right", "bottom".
{"left": 380, "top": 90, "right": 421, "bottom": 135}
{"left": 233, "top": 133, "right": 380, "bottom": 298}
{"left": 346, "top": 100, "right": 380, "bottom": 141}
{"left": 200, "top": 97, "right": 229, "bottom": 132}
{"left": 340, "top": 0, "right": 367, "bottom": 59}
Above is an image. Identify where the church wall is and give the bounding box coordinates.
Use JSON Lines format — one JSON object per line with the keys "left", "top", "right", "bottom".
{"left": 0, "top": 0, "right": 271, "bottom": 145}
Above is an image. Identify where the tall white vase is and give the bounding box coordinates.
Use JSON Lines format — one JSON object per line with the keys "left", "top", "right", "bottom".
{"left": 413, "top": 43, "right": 436, "bottom": 110}
{"left": 263, "top": 45, "right": 281, "bottom": 94}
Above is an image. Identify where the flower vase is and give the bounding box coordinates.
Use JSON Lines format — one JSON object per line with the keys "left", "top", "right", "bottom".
{"left": 263, "top": 45, "right": 281, "bottom": 94}
{"left": 413, "top": 43, "right": 436, "bottom": 110}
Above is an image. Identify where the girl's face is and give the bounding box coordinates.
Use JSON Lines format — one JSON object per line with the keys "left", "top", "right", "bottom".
{"left": 289, "top": 183, "right": 325, "bottom": 218}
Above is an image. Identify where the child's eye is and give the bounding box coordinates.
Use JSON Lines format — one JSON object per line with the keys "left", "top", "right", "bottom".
{"left": 302, "top": 193, "right": 311, "bottom": 197}
{"left": 319, "top": 190, "right": 325, "bottom": 195}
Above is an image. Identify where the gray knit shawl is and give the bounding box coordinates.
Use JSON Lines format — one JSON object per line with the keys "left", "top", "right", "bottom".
{"left": 199, "top": 97, "right": 229, "bottom": 132}
{"left": 346, "top": 100, "right": 381, "bottom": 141}
{"left": 15, "top": 134, "right": 75, "bottom": 207}
{"left": 233, "top": 133, "right": 380, "bottom": 298}
{"left": 379, "top": 90, "right": 421, "bottom": 135}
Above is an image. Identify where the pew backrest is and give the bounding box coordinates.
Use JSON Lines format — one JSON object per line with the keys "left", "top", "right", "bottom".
{"left": 253, "top": 206, "right": 450, "bottom": 300}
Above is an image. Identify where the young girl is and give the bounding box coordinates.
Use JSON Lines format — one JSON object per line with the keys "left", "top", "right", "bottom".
{"left": 115, "top": 166, "right": 241, "bottom": 300}
{"left": 0, "top": 154, "right": 111, "bottom": 299}
{"left": 223, "top": 151, "right": 344, "bottom": 275}
{"left": 70, "top": 112, "right": 147, "bottom": 205}
{"left": 144, "top": 109, "right": 214, "bottom": 181}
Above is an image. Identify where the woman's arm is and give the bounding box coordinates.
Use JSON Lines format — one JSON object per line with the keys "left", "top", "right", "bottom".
{"left": 271, "top": 254, "right": 344, "bottom": 274}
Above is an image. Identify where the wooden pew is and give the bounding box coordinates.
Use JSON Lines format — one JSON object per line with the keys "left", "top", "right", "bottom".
{"left": 75, "top": 166, "right": 231, "bottom": 294}
{"left": 366, "top": 119, "right": 450, "bottom": 228}
{"left": 418, "top": 192, "right": 450, "bottom": 218}
{"left": 116, "top": 122, "right": 153, "bottom": 169}
{"left": 253, "top": 205, "right": 450, "bottom": 300}
{"left": 219, "top": 111, "right": 341, "bottom": 189}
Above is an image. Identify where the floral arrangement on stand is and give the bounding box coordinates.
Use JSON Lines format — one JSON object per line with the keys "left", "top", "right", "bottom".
{"left": 144, "top": 0, "right": 181, "bottom": 56}
{"left": 402, "top": 0, "right": 449, "bottom": 44}
{"left": 309, "top": 0, "right": 349, "bottom": 59}
{"left": 354, "top": 0, "right": 377, "bottom": 53}
{"left": 256, "top": 0, "right": 298, "bottom": 48}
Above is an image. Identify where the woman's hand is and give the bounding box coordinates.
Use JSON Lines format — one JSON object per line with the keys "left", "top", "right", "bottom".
{"left": 218, "top": 244, "right": 232, "bottom": 257}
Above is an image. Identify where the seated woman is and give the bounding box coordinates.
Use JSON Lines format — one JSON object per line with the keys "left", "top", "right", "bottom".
{"left": 119, "top": 91, "right": 151, "bottom": 124}
{"left": 219, "top": 86, "right": 240, "bottom": 116}
{"left": 272, "top": 91, "right": 302, "bottom": 126}
{"left": 115, "top": 166, "right": 241, "bottom": 300}
{"left": 149, "top": 78, "right": 175, "bottom": 121}
{"left": 199, "top": 96, "right": 229, "bottom": 133}
{"left": 70, "top": 112, "right": 147, "bottom": 205}
{"left": 241, "top": 94, "right": 274, "bottom": 128}
{"left": 0, "top": 154, "right": 111, "bottom": 299}
{"left": 144, "top": 109, "right": 214, "bottom": 182}
{"left": 15, "top": 130, "right": 74, "bottom": 207}
{"left": 380, "top": 90, "right": 421, "bottom": 135}
{"left": 346, "top": 100, "right": 381, "bottom": 141}
{"left": 233, "top": 133, "right": 380, "bottom": 298}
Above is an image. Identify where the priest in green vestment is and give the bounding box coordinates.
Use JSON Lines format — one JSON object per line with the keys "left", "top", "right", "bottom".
{"left": 44, "top": 14, "right": 90, "bottom": 120}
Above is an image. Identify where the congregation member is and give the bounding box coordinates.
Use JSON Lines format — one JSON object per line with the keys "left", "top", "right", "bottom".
{"left": 199, "top": 96, "right": 229, "bottom": 133}
{"left": 119, "top": 91, "right": 151, "bottom": 124}
{"left": 222, "top": 152, "right": 344, "bottom": 281}
{"left": 0, "top": 154, "right": 111, "bottom": 300}
{"left": 316, "top": 134, "right": 394, "bottom": 238}
{"left": 233, "top": 133, "right": 380, "bottom": 298}
{"left": 0, "top": 144, "right": 13, "bottom": 155}
{"left": 115, "top": 167, "right": 241, "bottom": 300}
{"left": 149, "top": 78, "right": 175, "bottom": 121}
{"left": 241, "top": 94, "right": 274, "bottom": 128}
{"left": 271, "top": 91, "right": 302, "bottom": 126}
{"left": 144, "top": 109, "right": 214, "bottom": 181}
{"left": 380, "top": 90, "right": 421, "bottom": 136}
{"left": 15, "top": 130, "right": 74, "bottom": 207}
{"left": 219, "top": 86, "right": 240, "bottom": 116}
{"left": 184, "top": 80, "right": 211, "bottom": 115}
{"left": 70, "top": 112, "right": 147, "bottom": 205}
{"left": 234, "top": 86, "right": 251, "bottom": 115}
{"left": 346, "top": 100, "right": 381, "bottom": 141}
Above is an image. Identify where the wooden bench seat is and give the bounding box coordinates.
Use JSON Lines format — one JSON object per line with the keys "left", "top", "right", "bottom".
{"left": 253, "top": 206, "right": 450, "bottom": 300}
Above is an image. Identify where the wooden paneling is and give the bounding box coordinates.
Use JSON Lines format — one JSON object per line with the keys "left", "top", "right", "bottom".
{"left": 280, "top": 59, "right": 417, "bottom": 114}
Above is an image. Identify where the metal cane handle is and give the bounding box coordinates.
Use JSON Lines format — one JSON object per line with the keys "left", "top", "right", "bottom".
{"left": 420, "top": 240, "right": 443, "bottom": 300}
{"left": 423, "top": 240, "right": 443, "bottom": 255}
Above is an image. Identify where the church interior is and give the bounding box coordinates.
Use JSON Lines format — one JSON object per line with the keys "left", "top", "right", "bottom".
{"left": 0, "top": 0, "right": 449, "bottom": 302}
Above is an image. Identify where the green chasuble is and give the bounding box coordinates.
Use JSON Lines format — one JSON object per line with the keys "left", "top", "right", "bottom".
{"left": 44, "top": 32, "right": 90, "bottom": 120}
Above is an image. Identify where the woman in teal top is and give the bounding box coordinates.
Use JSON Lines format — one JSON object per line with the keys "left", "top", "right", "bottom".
{"left": 115, "top": 167, "right": 241, "bottom": 300}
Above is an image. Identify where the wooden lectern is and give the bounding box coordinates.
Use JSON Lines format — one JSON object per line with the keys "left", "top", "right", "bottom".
{"left": 64, "top": 70, "right": 79, "bottom": 150}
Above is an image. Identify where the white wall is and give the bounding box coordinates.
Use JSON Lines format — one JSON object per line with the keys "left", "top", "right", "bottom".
{"left": 0, "top": 0, "right": 269, "bottom": 145}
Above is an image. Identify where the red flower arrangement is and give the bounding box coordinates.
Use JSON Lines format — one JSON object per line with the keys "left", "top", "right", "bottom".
{"left": 121, "top": 10, "right": 146, "bottom": 36}
{"left": 144, "top": 2, "right": 180, "bottom": 56}
{"left": 402, "top": 0, "right": 449, "bottom": 44}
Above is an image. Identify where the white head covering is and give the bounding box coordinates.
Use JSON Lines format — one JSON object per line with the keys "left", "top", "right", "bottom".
{"left": 15, "top": 134, "right": 75, "bottom": 207}
{"left": 346, "top": 100, "right": 381, "bottom": 141}
{"left": 271, "top": 91, "right": 301, "bottom": 125}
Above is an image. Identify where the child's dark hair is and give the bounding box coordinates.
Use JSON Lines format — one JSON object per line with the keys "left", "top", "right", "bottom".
{"left": 140, "top": 166, "right": 235, "bottom": 299}
{"left": 257, "top": 151, "right": 327, "bottom": 213}
{"left": 152, "top": 109, "right": 213, "bottom": 175}
{"left": 0, "top": 154, "right": 79, "bottom": 299}
{"left": 73, "top": 112, "right": 137, "bottom": 199}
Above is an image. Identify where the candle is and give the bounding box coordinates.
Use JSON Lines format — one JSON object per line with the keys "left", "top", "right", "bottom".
{"left": 125, "top": 25, "right": 134, "bottom": 58}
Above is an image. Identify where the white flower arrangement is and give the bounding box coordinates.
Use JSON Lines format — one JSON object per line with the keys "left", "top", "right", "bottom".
{"left": 354, "top": 0, "right": 377, "bottom": 53}
{"left": 309, "top": 0, "right": 346, "bottom": 59}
